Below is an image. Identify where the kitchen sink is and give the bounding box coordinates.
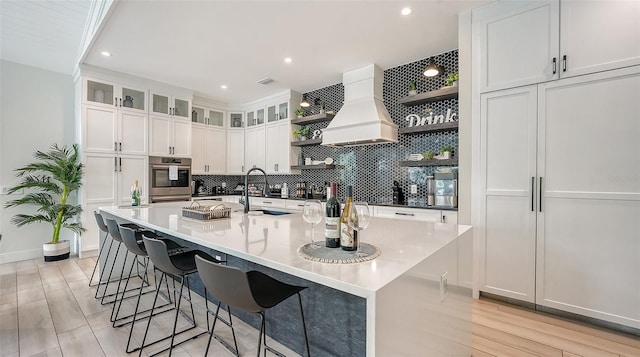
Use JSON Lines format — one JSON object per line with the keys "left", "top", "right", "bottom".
{"left": 248, "top": 209, "right": 292, "bottom": 216}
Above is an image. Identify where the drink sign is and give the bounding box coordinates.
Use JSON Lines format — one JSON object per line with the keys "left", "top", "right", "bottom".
{"left": 312, "top": 129, "right": 323, "bottom": 140}
{"left": 405, "top": 108, "right": 457, "bottom": 127}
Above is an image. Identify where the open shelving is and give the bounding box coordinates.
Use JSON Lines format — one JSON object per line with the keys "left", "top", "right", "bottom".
{"left": 398, "top": 86, "right": 458, "bottom": 106}
{"left": 290, "top": 164, "right": 339, "bottom": 170}
{"left": 290, "top": 138, "right": 322, "bottom": 146}
{"left": 291, "top": 113, "right": 335, "bottom": 125}
{"left": 399, "top": 159, "right": 458, "bottom": 167}
{"left": 398, "top": 121, "right": 458, "bottom": 135}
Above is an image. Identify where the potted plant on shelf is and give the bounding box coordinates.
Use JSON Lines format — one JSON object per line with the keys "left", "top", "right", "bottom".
{"left": 445, "top": 72, "right": 459, "bottom": 87}
{"left": 295, "top": 108, "right": 305, "bottom": 119}
{"left": 423, "top": 150, "right": 435, "bottom": 160}
{"left": 439, "top": 146, "right": 453, "bottom": 159}
{"left": 408, "top": 81, "right": 418, "bottom": 96}
{"left": 293, "top": 126, "right": 311, "bottom": 141}
{"left": 4, "top": 144, "right": 85, "bottom": 261}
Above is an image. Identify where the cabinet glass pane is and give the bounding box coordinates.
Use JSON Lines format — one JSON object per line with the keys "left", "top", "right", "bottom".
{"left": 152, "top": 94, "right": 169, "bottom": 114}
{"left": 278, "top": 102, "right": 288, "bottom": 120}
{"left": 121, "top": 87, "right": 145, "bottom": 110}
{"left": 257, "top": 108, "right": 265, "bottom": 125}
{"left": 209, "top": 110, "right": 224, "bottom": 126}
{"left": 230, "top": 113, "right": 243, "bottom": 128}
{"left": 247, "top": 111, "right": 256, "bottom": 126}
{"left": 87, "top": 80, "right": 114, "bottom": 105}
{"left": 267, "top": 105, "right": 277, "bottom": 122}
{"left": 192, "top": 106, "right": 205, "bottom": 123}
{"left": 174, "top": 98, "right": 189, "bottom": 118}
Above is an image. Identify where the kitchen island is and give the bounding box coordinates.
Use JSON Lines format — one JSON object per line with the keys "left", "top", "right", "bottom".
{"left": 100, "top": 202, "right": 473, "bottom": 356}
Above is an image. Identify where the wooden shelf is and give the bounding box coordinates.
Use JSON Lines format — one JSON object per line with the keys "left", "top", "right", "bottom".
{"left": 290, "top": 138, "right": 322, "bottom": 146}
{"left": 399, "top": 121, "right": 459, "bottom": 134}
{"left": 399, "top": 159, "right": 458, "bottom": 167}
{"left": 399, "top": 86, "right": 458, "bottom": 106}
{"left": 291, "top": 113, "right": 335, "bottom": 125}
{"left": 290, "top": 164, "right": 338, "bottom": 170}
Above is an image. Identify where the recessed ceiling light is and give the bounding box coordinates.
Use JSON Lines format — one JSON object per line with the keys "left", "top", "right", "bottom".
{"left": 221, "top": 85, "right": 228, "bottom": 89}
{"left": 284, "top": 57, "right": 293, "bottom": 64}
{"left": 101, "top": 51, "right": 112, "bottom": 57}
{"left": 401, "top": 7, "right": 412, "bottom": 16}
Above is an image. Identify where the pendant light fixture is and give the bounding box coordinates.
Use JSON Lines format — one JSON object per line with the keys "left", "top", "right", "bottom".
{"left": 423, "top": 60, "right": 443, "bottom": 77}
{"left": 300, "top": 95, "right": 310, "bottom": 107}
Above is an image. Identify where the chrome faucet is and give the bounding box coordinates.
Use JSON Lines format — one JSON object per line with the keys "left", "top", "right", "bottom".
{"left": 244, "top": 167, "right": 269, "bottom": 213}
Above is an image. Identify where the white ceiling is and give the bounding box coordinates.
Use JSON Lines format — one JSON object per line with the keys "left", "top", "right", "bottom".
{"left": 0, "top": 0, "right": 91, "bottom": 74}
{"left": 84, "top": 0, "right": 491, "bottom": 104}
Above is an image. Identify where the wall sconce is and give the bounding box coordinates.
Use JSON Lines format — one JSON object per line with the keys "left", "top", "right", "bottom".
{"left": 423, "top": 61, "right": 443, "bottom": 77}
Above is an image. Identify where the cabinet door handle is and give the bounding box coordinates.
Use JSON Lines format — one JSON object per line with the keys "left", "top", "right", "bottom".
{"left": 241, "top": 165, "right": 244, "bottom": 172}
{"left": 169, "top": 147, "right": 172, "bottom": 155}
{"left": 263, "top": 201, "right": 272, "bottom": 204}
{"left": 119, "top": 142, "right": 122, "bottom": 151}
{"left": 119, "top": 157, "right": 122, "bottom": 172}
{"left": 114, "top": 142, "right": 118, "bottom": 152}
{"left": 539, "top": 177, "right": 543, "bottom": 212}
{"left": 119, "top": 98, "right": 122, "bottom": 107}
{"left": 114, "top": 157, "right": 117, "bottom": 172}
{"left": 562, "top": 55, "right": 567, "bottom": 72}
{"left": 531, "top": 176, "right": 535, "bottom": 212}
{"left": 552, "top": 57, "right": 557, "bottom": 74}
{"left": 395, "top": 212, "right": 415, "bottom": 216}
{"left": 297, "top": 204, "right": 304, "bottom": 207}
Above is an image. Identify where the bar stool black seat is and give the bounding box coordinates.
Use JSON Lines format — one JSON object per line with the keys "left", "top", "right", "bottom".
{"left": 100, "top": 219, "right": 151, "bottom": 304}
{"left": 139, "top": 236, "right": 223, "bottom": 357}
{"left": 195, "top": 254, "right": 311, "bottom": 357}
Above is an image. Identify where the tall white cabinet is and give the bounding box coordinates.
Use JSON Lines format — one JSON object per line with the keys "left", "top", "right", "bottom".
{"left": 472, "top": 0, "right": 640, "bottom": 329}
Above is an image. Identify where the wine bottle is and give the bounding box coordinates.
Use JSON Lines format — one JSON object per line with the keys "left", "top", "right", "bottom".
{"left": 131, "top": 180, "right": 141, "bottom": 206}
{"left": 325, "top": 182, "right": 341, "bottom": 248}
{"left": 341, "top": 186, "right": 357, "bottom": 251}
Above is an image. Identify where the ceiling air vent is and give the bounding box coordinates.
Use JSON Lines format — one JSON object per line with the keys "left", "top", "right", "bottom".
{"left": 257, "top": 77, "right": 274, "bottom": 85}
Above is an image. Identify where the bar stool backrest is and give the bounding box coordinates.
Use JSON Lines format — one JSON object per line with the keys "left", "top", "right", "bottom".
{"left": 195, "top": 255, "right": 263, "bottom": 313}
{"left": 120, "top": 226, "right": 146, "bottom": 256}
{"left": 143, "top": 237, "right": 182, "bottom": 276}
{"left": 105, "top": 218, "right": 123, "bottom": 242}
{"left": 94, "top": 211, "right": 108, "bottom": 233}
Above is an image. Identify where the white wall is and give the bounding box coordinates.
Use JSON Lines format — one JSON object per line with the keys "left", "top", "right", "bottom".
{"left": 0, "top": 60, "right": 76, "bottom": 263}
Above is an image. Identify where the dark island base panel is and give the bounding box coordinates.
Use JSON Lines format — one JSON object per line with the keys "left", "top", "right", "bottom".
{"left": 161, "top": 234, "right": 367, "bottom": 357}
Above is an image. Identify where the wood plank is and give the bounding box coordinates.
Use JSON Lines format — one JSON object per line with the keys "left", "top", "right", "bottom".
{"left": 562, "top": 351, "right": 582, "bottom": 357}
{"left": 497, "top": 303, "right": 640, "bottom": 349}
{"left": 471, "top": 334, "right": 540, "bottom": 357}
{"left": 472, "top": 348, "right": 497, "bottom": 357}
{"left": 398, "top": 86, "right": 458, "bottom": 105}
{"left": 57, "top": 325, "right": 105, "bottom": 357}
{"left": 473, "top": 324, "right": 563, "bottom": 356}
{"left": 18, "top": 298, "right": 59, "bottom": 356}
{"left": 45, "top": 286, "right": 88, "bottom": 333}
{"left": 290, "top": 113, "right": 334, "bottom": 125}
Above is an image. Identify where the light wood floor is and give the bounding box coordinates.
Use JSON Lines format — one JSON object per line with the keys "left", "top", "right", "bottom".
{"left": 0, "top": 256, "right": 638, "bottom": 357}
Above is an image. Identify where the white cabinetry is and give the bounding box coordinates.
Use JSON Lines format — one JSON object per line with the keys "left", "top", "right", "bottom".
{"left": 244, "top": 126, "right": 266, "bottom": 170}
{"left": 191, "top": 124, "right": 226, "bottom": 174}
{"left": 476, "top": 67, "right": 640, "bottom": 328}
{"left": 250, "top": 197, "right": 287, "bottom": 209}
{"left": 473, "top": 0, "right": 640, "bottom": 92}
{"left": 227, "top": 128, "right": 245, "bottom": 174}
{"left": 150, "top": 91, "right": 191, "bottom": 119}
{"left": 374, "top": 206, "right": 442, "bottom": 223}
{"left": 149, "top": 116, "right": 191, "bottom": 157}
{"left": 265, "top": 120, "right": 298, "bottom": 174}
{"left": 191, "top": 105, "right": 225, "bottom": 127}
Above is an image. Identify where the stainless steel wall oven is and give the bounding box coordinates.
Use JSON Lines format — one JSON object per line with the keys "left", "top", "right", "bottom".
{"left": 149, "top": 156, "right": 192, "bottom": 202}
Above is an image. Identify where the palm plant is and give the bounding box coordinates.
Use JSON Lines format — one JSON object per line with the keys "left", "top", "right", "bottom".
{"left": 4, "top": 144, "right": 85, "bottom": 243}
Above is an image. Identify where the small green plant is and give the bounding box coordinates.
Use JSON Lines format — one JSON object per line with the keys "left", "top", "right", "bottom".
{"left": 295, "top": 108, "right": 305, "bottom": 116}
{"left": 4, "top": 144, "right": 85, "bottom": 244}
{"left": 445, "top": 72, "right": 459, "bottom": 86}
{"left": 423, "top": 150, "right": 435, "bottom": 160}
{"left": 409, "top": 81, "right": 417, "bottom": 91}
{"left": 440, "top": 146, "right": 453, "bottom": 153}
{"left": 293, "top": 126, "right": 311, "bottom": 139}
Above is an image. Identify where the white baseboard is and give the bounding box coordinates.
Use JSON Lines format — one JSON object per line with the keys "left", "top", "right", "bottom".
{"left": 79, "top": 249, "right": 99, "bottom": 259}
{"left": 0, "top": 248, "right": 43, "bottom": 264}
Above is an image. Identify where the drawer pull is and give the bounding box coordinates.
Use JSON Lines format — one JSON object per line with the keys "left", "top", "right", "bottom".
{"left": 395, "top": 212, "right": 415, "bottom": 216}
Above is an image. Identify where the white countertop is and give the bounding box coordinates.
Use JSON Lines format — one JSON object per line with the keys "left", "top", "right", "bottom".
{"left": 100, "top": 202, "right": 470, "bottom": 298}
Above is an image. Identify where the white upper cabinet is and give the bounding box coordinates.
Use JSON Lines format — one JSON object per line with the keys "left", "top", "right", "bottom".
{"left": 473, "top": 0, "right": 559, "bottom": 92}
{"left": 265, "top": 120, "right": 298, "bottom": 174}
{"left": 473, "top": 0, "right": 640, "bottom": 92}
{"left": 559, "top": 0, "right": 640, "bottom": 78}
{"left": 246, "top": 107, "right": 265, "bottom": 127}
{"left": 192, "top": 105, "right": 225, "bottom": 127}
{"left": 149, "top": 115, "right": 191, "bottom": 157}
{"left": 150, "top": 91, "right": 191, "bottom": 119}
{"left": 227, "top": 129, "right": 245, "bottom": 174}
{"left": 229, "top": 112, "right": 244, "bottom": 129}
{"left": 244, "top": 126, "right": 266, "bottom": 170}
{"left": 192, "top": 124, "right": 226, "bottom": 174}
{"left": 84, "top": 77, "right": 147, "bottom": 113}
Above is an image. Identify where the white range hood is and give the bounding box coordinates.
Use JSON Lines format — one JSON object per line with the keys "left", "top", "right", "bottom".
{"left": 322, "top": 64, "right": 398, "bottom": 147}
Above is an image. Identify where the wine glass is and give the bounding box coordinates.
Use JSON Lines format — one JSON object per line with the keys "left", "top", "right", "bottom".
{"left": 349, "top": 202, "right": 371, "bottom": 257}
{"left": 302, "top": 200, "right": 322, "bottom": 248}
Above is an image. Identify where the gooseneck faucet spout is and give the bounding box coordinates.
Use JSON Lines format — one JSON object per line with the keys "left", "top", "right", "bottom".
{"left": 244, "top": 167, "right": 269, "bottom": 213}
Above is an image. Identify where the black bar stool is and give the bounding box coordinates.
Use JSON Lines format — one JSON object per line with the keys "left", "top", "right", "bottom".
{"left": 139, "top": 236, "right": 223, "bottom": 357}
{"left": 89, "top": 211, "right": 112, "bottom": 287}
{"left": 99, "top": 219, "right": 150, "bottom": 304}
{"left": 194, "top": 255, "right": 311, "bottom": 357}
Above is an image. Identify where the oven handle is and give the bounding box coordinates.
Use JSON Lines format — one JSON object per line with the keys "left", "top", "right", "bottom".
{"left": 149, "top": 195, "right": 191, "bottom": 203}
{"left": 150, "top": 165, "right": 191, "bottom": 170}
